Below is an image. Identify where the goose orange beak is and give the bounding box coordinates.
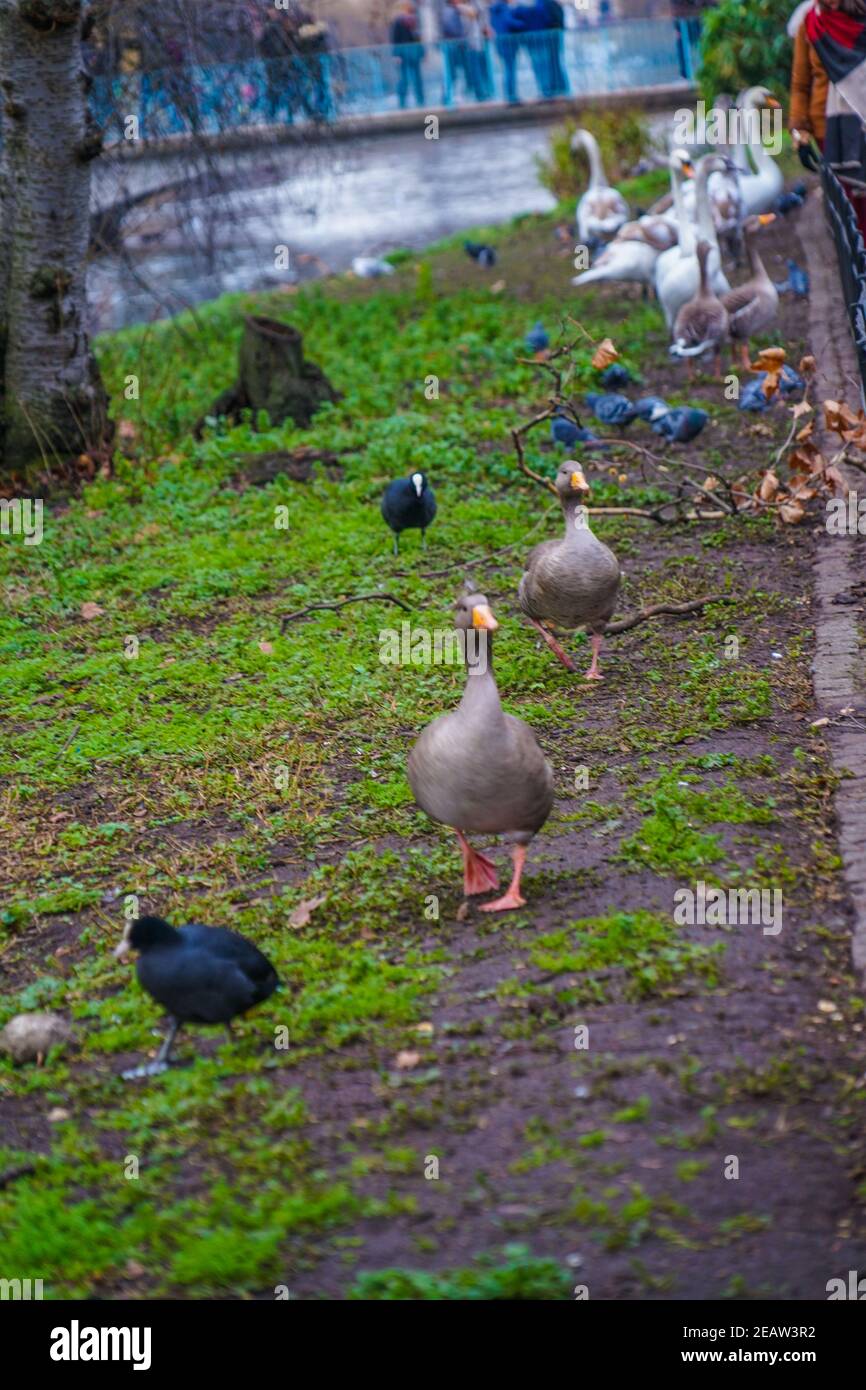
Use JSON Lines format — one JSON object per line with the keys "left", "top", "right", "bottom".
{"left": 569, "top": 467, "right": 589, "bottom": 492}
{"left": 758, "top": 213, "right": 776, "bottom": 225}
{"left": 472, "top": 604, "right": 499, "bottom": 631}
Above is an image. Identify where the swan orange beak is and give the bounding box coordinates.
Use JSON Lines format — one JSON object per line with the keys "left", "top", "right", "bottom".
{"left": 472, "top": 604, "right": 499, "bottom": 631}
{"left": 766, "top": 96, "right": 781, "bottom": 108}
{"left": 682, "top": 161, "right": 695, "bottom": 178}
{"left": 758, "top": 213, "right": 776, "bottom": 225}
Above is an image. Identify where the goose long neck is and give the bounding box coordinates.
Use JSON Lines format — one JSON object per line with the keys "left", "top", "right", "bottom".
{"left": 744, "top": 233, "right": 769, "bottom": 282}
{"left": 561, "top": 497, "right": 593, "bottom": 538}
{"left": 583, "top": 133, "right": 606, "bottom": 189}
{"left": 670, "top": 163, "right": 695, "bottom": 252}
{"left": 460, "top": 630, "right": 500, "bottom": 710}
{"left": 695, "top": 162, "right": 717, "bottom": 241}
{"left": 743, "top": 96, "right": 773, "bottom": 172}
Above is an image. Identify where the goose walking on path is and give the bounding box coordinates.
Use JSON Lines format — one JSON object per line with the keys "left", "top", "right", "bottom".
{"left": 407, "top": 592, "right": 554, "bottom": 912}
{"left": 669, "top": 240, "right": 729, "bottom": 377}
{"left": 721, "top": 213, "right": 779, "bottom": 368}
{"left": 518, "top": 463, "right": 621, "bottom": 680}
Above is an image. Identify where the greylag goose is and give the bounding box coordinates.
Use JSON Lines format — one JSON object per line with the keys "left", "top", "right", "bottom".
{"left": 721, "top": 213, "right": 778, "bottom": 369}
{"left": 518, "top": 462, "right": 621, "bottom": 680}
{"left": 407, "top": 591, "right": 554, "bottom": 912}
{"left": 669, "top": 240, "right": 729, "bottom": 377}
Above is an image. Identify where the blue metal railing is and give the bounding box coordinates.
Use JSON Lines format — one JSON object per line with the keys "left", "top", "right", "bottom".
{"left": 91, "top": 18, "right": 701, "bottom": 143}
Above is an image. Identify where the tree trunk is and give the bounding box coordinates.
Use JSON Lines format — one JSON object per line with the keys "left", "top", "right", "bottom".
{"left": 195, "top": 316, "right": 341, "bottom": 436}
{"left": 0, "top": 0, "right": 110, "bottom": 474}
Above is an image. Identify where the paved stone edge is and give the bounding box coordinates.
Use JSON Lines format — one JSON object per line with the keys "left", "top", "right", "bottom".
{"left": 802, "top": 188, "right": 866, "bottom": 977}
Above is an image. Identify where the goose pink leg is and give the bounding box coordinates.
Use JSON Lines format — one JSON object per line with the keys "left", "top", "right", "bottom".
{"left": 456, "top": 830, "right": 499, "bottom": 895}
{"left": 530, "top": 618, "right": 576, "bottom": 673}
{"left": 480, "top": 845, "right": 527, "bottom": 912}
{"left": 585, "top": 633, "right": 604, "bottom": 681}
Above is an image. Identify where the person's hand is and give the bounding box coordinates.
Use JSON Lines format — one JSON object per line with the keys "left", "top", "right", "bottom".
{"left": 796, "top": 136, "right": 820, "bottom": 171}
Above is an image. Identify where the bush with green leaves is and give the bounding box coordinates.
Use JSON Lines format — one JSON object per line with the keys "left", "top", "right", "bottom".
{"left": 535, "top": 109, "right": 656, "bottom": 202}
{"left": 698, "top": 0, "right": 793, "bottom": 106}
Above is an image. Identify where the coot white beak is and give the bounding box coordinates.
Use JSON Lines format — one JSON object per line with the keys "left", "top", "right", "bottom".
{"left": 412, "top": 472, "right": 423, "bottom": 497}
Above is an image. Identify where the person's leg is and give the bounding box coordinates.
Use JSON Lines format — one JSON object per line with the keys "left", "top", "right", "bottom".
{"left": 397, "top": 54, "right": 408, "bottom": 107}
{"left": 502, "top": 43, "right": 517, "bottom": 103}
{"left": 412, "top": 47, "right": 424, "bottom": 105}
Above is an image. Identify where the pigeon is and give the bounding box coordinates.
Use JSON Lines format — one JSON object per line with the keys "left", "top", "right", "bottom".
{"left": 778, "top": 362, "right": 806, "bottom": 395}
{"left": 785, "top": 259, "right": 809, "bottom": 297}
{"left": 737, "top": 377, "right": 772, "bottom": 411}
{"left": 738, "top": 365, "right": 806, "bottom": 410}
{"left": 525, "top": 322, "right": 550, "bottom": 353}
{"left": 114, "top": 915, "right": 279, "bottom": 1078}
{"left": 381, "top": 470, "right": 437, "bottom": 555}
{"left": 634, "top": 395, "right": 670, "bottom": 422}
{"left": 650, "top": 406, "right": 708, "bottom": 442}
{"left": 774, "top": 189, "right": 805, "bottom": 216}
{"left": 550, "top": 412, "right": 607, "bottom": 450}
{"left": 600, "top": 363, "right": 633, "bottom": 389}
{"left": 464, "top": 240, "right": 496, "bottom": 268}
{"left": 584, "top": 392, "right": 637, "bottom": 427}
{"left": 351, "top": 256, "right": 395, "bottom": 278}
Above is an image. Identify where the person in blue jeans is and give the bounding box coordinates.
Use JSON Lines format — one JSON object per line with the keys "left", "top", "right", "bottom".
{"left": 390, "top": 1, "right": 425, "bottom": 108}
{"left": 489, "top": 0, "right": 529, "bottom": 103}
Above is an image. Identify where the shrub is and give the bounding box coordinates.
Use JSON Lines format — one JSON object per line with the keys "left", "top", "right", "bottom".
{"left": 535, "top": 109, "right": 656, "bottom": 201}
{"left": 697, "top": 0, "right": 793, "bottom": 106}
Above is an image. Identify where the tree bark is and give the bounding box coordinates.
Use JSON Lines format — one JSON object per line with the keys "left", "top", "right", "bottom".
{"left": 195, "top": 316, "right": 340, "bottom": 436}
{"left": 0, "top": 0, "right": 110, "bottom": 474}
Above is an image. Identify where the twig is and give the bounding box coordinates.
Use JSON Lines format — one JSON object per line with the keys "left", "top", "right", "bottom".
{"left": 606, "top": 594, "right": 734, "bottom": 635}
{"left": 280, "top": 592, "right": 410, "bottom": 627}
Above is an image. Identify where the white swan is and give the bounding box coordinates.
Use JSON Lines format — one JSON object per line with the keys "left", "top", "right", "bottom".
{"left": 655, "top": 153, "right": 731, "bottom": 328}
{"left": 571, "top": 150, "right": 687, "bottom": 290}
{"left": 572, "top": 129, "right": 629, "bottom": 249}
{"left": 736, "top": 86, "right": 784, "bottom": 215}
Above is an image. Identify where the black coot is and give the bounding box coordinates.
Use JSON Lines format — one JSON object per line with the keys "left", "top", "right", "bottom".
{"left": 115, "top": 915, "right": 278, "bottom": 1077}
{"left": 381, "top": 470, "right": 436, "bottom": 555}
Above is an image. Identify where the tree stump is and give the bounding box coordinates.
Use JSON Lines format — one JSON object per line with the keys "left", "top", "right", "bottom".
{"left": 195, "top": 316, "right": 340, "bottom": 437}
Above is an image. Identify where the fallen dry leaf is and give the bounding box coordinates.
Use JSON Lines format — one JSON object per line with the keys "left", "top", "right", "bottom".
{"left": 757, "top": 469, "right": 780, "bottom": 502}
{"left": 778, "top": 497, "right": 806, "bottom": 524}
{"left": 799, "top": 354, "right": 816, "bottom": 376}
{"left": 288, "top": 894, "right": 327, "bottom": 929}
{"left": 752, "top": 346, "right": 787, "bottom": 372}
{"left": 490, "top": 279, "right": 506, "bottom": 294}
{"left": 258, "top": 640, "right": 274, "bottom": 655}
{"left": 80, "top": 602, "right": 104, "bottom": 620}
{"left": 395, "top": 1050, "right": 420, "bottom": 1069}
{"left": 591, "top": 337, "right": 619, "bottom": 370}
{"left": 791, "top": 400, "right": 812, "bottom": 419}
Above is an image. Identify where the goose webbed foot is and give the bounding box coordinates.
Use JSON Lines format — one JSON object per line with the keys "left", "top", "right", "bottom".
{"left": 479, "top": 845, "right": 527, "bottom": 913}
{"left": 456, "top": 830, "right": 500, "bottom": 895}
{"left": 530, "top": 618, "right": 576, "bottom": 673}
{"left": 585, "top": 633, "right": 604, "bottom": 681}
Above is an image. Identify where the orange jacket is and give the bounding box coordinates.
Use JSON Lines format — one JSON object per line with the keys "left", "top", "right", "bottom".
{"left": 789, "top": 22, "right": 829, "bottom": 142}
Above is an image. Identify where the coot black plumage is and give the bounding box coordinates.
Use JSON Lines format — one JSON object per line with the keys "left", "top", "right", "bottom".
{"left": 115, "top": 914, "right": 279, "bottom": 1077}
{"left": 381, "top": 470, "right": 436, "bottom": 555}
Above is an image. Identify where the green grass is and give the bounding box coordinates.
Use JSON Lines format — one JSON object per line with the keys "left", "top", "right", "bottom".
{"left": 0, "top": 182, "right": 853, "bottom": 1300}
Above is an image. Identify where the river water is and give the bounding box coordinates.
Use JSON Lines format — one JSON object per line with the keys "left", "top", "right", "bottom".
{"left": 89, "top": 120, "right": 562, "bottom": 332}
